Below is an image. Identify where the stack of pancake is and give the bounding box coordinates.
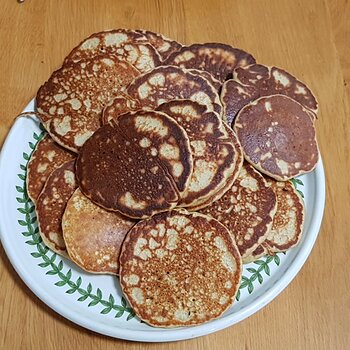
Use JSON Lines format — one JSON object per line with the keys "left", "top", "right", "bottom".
{"left": 26, "top": 29, "right": 319, "bottom": 327}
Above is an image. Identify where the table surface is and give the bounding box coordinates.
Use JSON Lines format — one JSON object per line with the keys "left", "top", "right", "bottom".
{"left": 1, "top": 1, "right": 349, "bottom": 349}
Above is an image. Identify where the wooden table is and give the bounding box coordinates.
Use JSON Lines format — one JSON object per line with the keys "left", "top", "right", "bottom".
{"left": 1, "top": 1, "right": 349, "bottom": 349}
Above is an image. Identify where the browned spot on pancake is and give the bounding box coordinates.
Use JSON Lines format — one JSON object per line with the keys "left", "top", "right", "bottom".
{"left": 188, "top": 69, "right": 222, "bottom": 91}
{"left": 164, "top": 43, "right": 255, "bottom": 83}
{"left": 119, "top": 210, "right": 242, "bottom": 327}
{"left": 27, "top": 134, "right": 75, "bottom": 203}
{"left": 64, "top": 29, "right": 161, "bottom": 73}
{"left": 234, "top": 95, "right": 319, "bottom": 181}
{"left": 126, "top": 65, "right": 222, "bottom": 115}
{"left": 62, "top": 188, "right": 136, "bottom": 274}
{"left": 264, "top": 179, "right": 304, "bottom": 252}
{"left": 242, "top": 244, "right": 268, "bottom": 264}
{"left": 36, "top": 160, "right": 77, "bottom": 257}
{"left": 221, "top": 64, "right": 318, "bottom": 124}
{"left": 36, "top": 55, "right": 139, "bottom": 152}
{"left": 199, "top": 163, "right": 277, "bottom": 258}
{"left": 76, "top": 110, "right": 192, "bottom": 219}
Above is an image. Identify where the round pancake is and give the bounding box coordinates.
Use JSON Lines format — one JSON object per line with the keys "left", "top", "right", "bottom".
{"left": 119, "top": 209, "right": 242, "bottom": 327}
{"left": 199, "top": 162, "right": 277, "bottom": 259}
{"left": 36, "top": 55, "right": 139, "bottom": 152}
{"left": 101, "top": 93, "right": 142, "bottom": 125}
{"left": 64, "top": 29, "right": 161, "bottom": 73}
{"left": 189, "top": 123, "right": 244, "bottom": 211}
{"left": 135, "top": 29, "right": 182, "bottom": 61}
{"left": 263, "top": 179, "right": 305, "bottom": 253}
{"left": 221, "top": 64, "right": 318, "bottom": 124}
{"left": 156, "top": 100, "right": 242, "bottom": 208}
{"left": 163, "top": 43, "right": 256, "bottom": 83}
{"left": 126, "top": 65, "right": 222, "bottom": 115}
{"left": 27, "top": 134, "right": 75, "bottom": 203}
{"left": 36, "top": 160, "right": 77, "bottom": 257}
{"left": 188, "top": 69, "right": 222, "bottom": 91}
{"left": 76, "top": 110, "right": 193, "bottom": 219}
{"left": 62, "top": 188, "right": 135, "bottom": 274}
{"left": 242, "top": 245, "right": 268, "bottom": 264}
{"left": 234, "top": 95, "right": 319, "bottom": 181}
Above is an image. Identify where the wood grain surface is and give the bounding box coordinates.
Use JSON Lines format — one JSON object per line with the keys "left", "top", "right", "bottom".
{"left": 1, "top": 1, "right": 349, "bottom": 349}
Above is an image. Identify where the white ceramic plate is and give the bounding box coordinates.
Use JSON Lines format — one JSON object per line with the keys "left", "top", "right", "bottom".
{"left": 0, "top": 100, "right": 325, "bottom": 342}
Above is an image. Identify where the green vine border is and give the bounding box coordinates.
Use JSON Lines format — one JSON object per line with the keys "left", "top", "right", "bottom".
{"left": 16, "top": 128, "right": 304, "bottom": 313}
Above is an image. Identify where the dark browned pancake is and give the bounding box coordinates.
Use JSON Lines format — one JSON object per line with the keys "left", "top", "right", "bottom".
{"left": 199, "top": 163, "right": 277, "bottom": 259}
{"left": 135, "top": 29, "right": 182, "bottom": 61}
{"left": 163, "top": 43, "right": 255, "bottom": 83}
{"left": 234, "top": 95, "right": 319, "bottom": 181}
{"left": 126, "top": 65, "right": 222, "bottom": 115}
{"left": 264, "top": 179, "right": 305, "bottom": 253}
{"left": 242, "top": 245, "right": 268, "bottom": 264}
{"left": 76, "top": 110, "right": 193, "bottom": 219}
{"left": 36, "top": 55, "right": 139, "bottom": 152}
{"left": 36, "top": 160, "right": 77, "bottom": 257}
{"left": 221, "top": 64, "right": 318, "bottom": 124}
{"left": 156, "top": 100, "right": 242, "bottom": 208}
{"left": 188, "top": 69, "right": 222, "bottom": 91}
{"left": 27, "top": 134, "right": 75, "bottom": 203}
{"left": 119, "top": 210, "right": 242, "bottom": 327}
{"left": 64, "top": 29, "right": 161, "bottom": 73}
{"left": 62, "top": 188, "right": 135, "bottom": 274}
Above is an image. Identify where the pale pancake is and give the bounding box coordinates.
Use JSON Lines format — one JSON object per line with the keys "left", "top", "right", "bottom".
{"left": 199, "top": 163, "right": 277, "bottom": 259}
{"left": 35, "top": 160, "right": 77, "bottom": 257}
{"left": 234, "top": 95, "right": 319, "bottom": 181}
{"left": 163, "top": 43, "right": 255, "bottom": 83}
{"left": 62, "top": 188, "right": 135, "bottom": 274}
{"left": 126, "top": 65, "right": 222, "bottom": 115}
{"left": 264, "top": 179, "right": 305, "bottom": 253}
{"left": 156, "top": 100, "right": 242, "bottom": 208}
{"left": 221, "top": 64, "right": 318, "bottom": 124}
{"left": 135, "top": 29, "right": 182, "bottom": 61}
{"left": 188, "top": 69, "right": 222, "bottom": 91}
{"left": 27, "top": 134, "right": 75, "bottom": 203}
{"left": 64, "top": 29, "right": 161, "bottom": 73}
{"left": 36, "top": 55, "right": 139, "bottom": 152}
{"left": 76, "top": 110, "right": 193, "bottom": 219}
{"left": 119, "top": 209, "right": 242, "bottom": 327}
{"left": 242, "top": 245, "right": 268, "bottom": 264}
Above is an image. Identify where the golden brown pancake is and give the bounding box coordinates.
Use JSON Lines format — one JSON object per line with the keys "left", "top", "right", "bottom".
{"left": 119, "top": 209, "right": 242, "bottom": 327}
{"left": 76, "top": 110, "right": 193, "bottom": 219}
{"left": 126, "top": 65, "right": 222, "bottom": 115}
{"left": 135, "top": 29, "right": 182, "bottom": 61}
{"left": 234, "top": 95, "right": 319, "bottom": 181}
{"left": 199, "top": 162, "right": 277, "bottom": 259}
{"left": 62, "top": 188, "right": 136, "bottom": 274}
{"left": 263, "top": 179, "right": 305, "bottom": 253}
{"left": 221, "top": 64, "right": 318, "bottom": 124}
{"left": 242, "top": 245, "right": 268, "bottom": 264}
{"left": 35, "top": 160, "right": 77, "bottom": 257}
{"left": 64, "top": 29, "right": 161, "bottom": 73}
{"left": 27, "top": 134, "right": 75, "bottom": 203}
{"left": 163, "top": 43, "right": 255, "bottom": 83}
{"left": 156, "top": 100, "right": 242, "bottom": 208}
{"left": 36, "top": 55, "right": 139, "bottom": 152}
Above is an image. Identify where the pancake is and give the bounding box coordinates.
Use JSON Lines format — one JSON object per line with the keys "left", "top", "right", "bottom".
{"left": 135, "top": 29, "right": 182, "bottom": 61}
{"left": 242, "top": 245, "right": 268, "bottom": 264}
{"left": 263, "top": 179, "right": 305, "bottom": 253}
{"left": 188, "top": 69, "right": 222, "bottom": 91}
{"left": 199, "top": 162, "right": 277, "bottom": 259}
{"left": 189, "top": 124, "right": 244, "bottom": 211}
{"left": 101, "top": 93, "right": 142, "bottom": 125}
{"left": 234, "top": 95, "right": 319, "bottom": 181}
{"left": 119, "top": 209, "right": 242, "bottom": 327}
{"left": 76, "top": 110, "right": 193, "bottom": 219}
{"left": 64, "top": 29, "right": 161, "bottom": 73}
{"left": 163, "top": 43, "right": 255, "bottom": 83}
{"left": 35, "top": 160, "right": 77, "bottom": 257}
{"left": 126, "top": 65, "right": 222, "bottom": 115}
{"left": 62, "top": 188, "right": 136, "bottom": 274}
{"left": 221, "top": 64, "right": 318, "bottom": 124}
{"left": 36, "top": 55, "right": 139, "bottom": 152}
{"left": 156, "top": 100, "right": 242, "bottom": 208}
{"left": 27, "top": 134, "right": 75, "bottom": 203}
